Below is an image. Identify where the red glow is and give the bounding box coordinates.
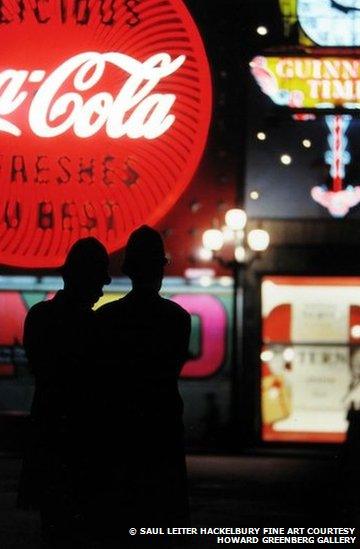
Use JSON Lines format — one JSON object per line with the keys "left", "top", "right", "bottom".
{"left": 172, "top": 294, "right": 227, "bottom": 378}
{"left": 0, "top": 291, "right": 27, "bottom": 377}
{"left": 0, "top": 292, "right": 27, "bottom": 345}
{"left": 0, "top": 1, "right": 211, "bottom": 267}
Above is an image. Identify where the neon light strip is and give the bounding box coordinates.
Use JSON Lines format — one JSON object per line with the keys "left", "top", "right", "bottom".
{"left": 324, "top": 114, "right": 352, "bottom": 192}
{"left": 310, "top": 115, "right": 360, "bottom": 217}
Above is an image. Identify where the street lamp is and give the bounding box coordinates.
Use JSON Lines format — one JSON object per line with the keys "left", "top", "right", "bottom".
{"left": 200, "top": 209, "right": 270, "bottom": 264}
{"left": 200, "top": 208, "right": 270, "bottom": 446}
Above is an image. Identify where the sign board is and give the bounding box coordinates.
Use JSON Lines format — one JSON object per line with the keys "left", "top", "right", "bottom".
{"left": 251, "top": 56, "right": 360, "bottom": 109}
{"left": 0, "top": 0, "right": 211, "bottom": 267}
{"left": 261, "top": 276, "right": 360, "bottom": 442}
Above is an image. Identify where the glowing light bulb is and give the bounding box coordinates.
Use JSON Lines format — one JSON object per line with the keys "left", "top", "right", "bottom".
{"left": 351, "top": 325, "right": 360, "bottom": 339}
{"left": 283, "top": 347, "right": 295, "bottom": 362}
{"left": 247, "top": 229, "right": 270, "bottom": 252}
{"left": 302, "top": 139, "right": 312, "bottom": 148}
{"left": 198, "top": 247, "right": 213, "bottom": 261}
{"left": 202, "top": 229, "right": 224, "bottom": 251}
{"left": 261, "top": 350, "right": 274, "bottom": 362}
{"left": 225, "top": 208, "right": 247, "bottom": 231}
{"left": 257, "top": 26, "right": 268, "bottom": 36}
{"left": 250, "top": 191, "right": 259, "bottom": 200}
{"left": 257, "top": 131, "right": 266, "bottom": 141}
{"left": 280, "top": 154, "right": 292, "bottom": 165}
{"left": 234, "top": 246, "right": 246, "bottom": 262}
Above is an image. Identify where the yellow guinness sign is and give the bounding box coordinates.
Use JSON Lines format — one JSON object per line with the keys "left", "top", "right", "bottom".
{"left": 250, "top": 56, "right": 360, "bottom": 109}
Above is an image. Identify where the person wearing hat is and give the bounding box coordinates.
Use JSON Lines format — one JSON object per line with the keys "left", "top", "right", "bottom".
{"left": 18, "top": 237, "right": 111, "bottom": 542}
{"left": 96, "top": 226, "right": 191, "bottom": 536}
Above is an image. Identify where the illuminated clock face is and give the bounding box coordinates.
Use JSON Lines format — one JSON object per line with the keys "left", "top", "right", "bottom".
{"left": 298, "top": 0, "right": 360, "bottom": 46}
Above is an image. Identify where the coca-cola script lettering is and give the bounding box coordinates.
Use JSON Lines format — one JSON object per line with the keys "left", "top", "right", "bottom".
{"left": 0, "top": 52, "right": 185, "bottom": 138}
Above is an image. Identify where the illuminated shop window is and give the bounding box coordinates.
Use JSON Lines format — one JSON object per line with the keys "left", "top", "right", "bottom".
{"left": 261, "top": 276, "right": 360, "bottom": 443}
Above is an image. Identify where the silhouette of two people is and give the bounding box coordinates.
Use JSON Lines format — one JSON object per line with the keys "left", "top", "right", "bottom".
{"left": 19, "top": 226, "right": 191, "bottom": 543}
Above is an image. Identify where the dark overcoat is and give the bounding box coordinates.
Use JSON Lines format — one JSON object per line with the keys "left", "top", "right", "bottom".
{"left": 18, "top": 291, "right": 95, "bottom": 518}
{"left": 96, "top": 289, "right": 191, "bottom": 528}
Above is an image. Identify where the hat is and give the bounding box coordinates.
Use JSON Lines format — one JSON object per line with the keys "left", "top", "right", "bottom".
{"left": 61, "top": 237, "right": 110, "bottom": 283}
{"left": 122, "top": 226, "right": 167, "bottom": 278}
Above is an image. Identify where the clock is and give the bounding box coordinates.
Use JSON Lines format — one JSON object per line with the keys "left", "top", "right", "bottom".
{"left": 297, "top": 0, "right": 360, "bottom": 46}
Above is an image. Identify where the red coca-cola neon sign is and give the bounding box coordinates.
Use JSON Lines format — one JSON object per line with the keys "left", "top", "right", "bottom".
{"left": 0, "top": 0, "right": 211, "bottom": 268}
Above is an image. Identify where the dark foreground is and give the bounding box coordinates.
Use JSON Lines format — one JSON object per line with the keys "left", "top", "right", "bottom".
{"left": 0, "top": 452, "right": 358, "bottom": 548}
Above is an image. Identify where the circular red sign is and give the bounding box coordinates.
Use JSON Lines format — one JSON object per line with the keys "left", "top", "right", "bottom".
{"left": 0, "top": 0, "right": 211, "bottom": 268}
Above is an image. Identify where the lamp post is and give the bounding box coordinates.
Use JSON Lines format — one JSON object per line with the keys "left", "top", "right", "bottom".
{"left": 200, "top": 209, "right": 270, "bottom": 447}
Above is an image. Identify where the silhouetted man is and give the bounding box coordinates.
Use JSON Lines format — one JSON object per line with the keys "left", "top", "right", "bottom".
{"left": 96, "top": 226, "right": 191, "bottom": 535}
{"left": 18, "top": 238, "right": 111, "bottom": 541}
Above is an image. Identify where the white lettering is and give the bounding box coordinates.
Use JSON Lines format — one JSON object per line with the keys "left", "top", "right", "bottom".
{"left": 0, "top": 51, "right": 185, "bottom": 139}
{"left": 275, "top": 59, "right": 294, "bottom": 78}
{"left": 0, "top": 70, "right": 29, "bottom": 136}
